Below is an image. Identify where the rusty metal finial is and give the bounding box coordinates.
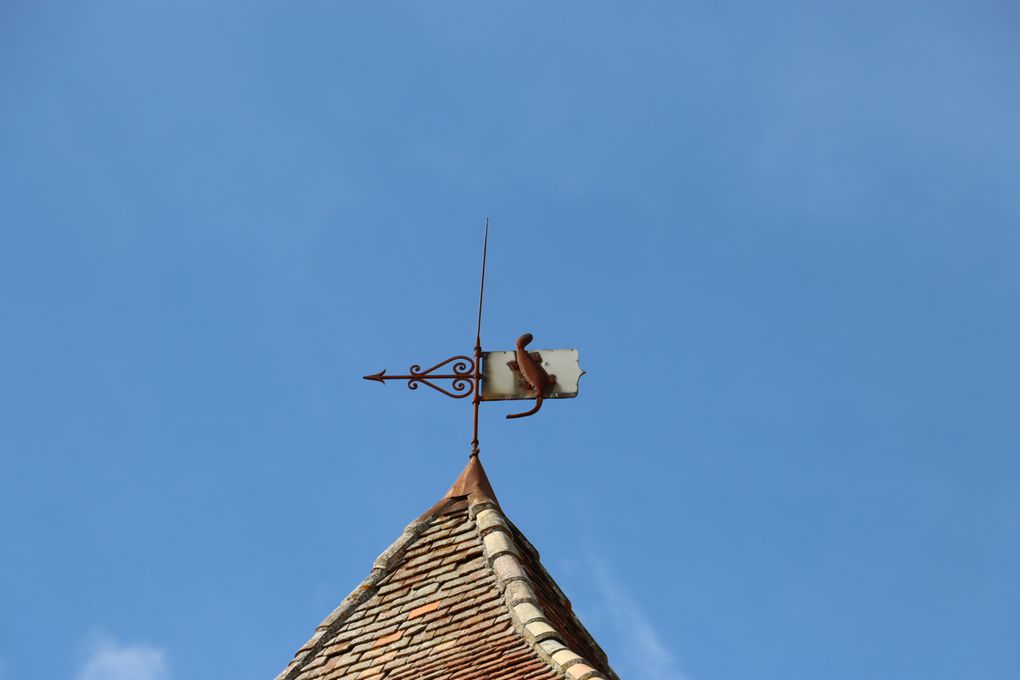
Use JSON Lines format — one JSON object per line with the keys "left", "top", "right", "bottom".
{"left": 469, "top": 219, "right": 489, "bottom": 457}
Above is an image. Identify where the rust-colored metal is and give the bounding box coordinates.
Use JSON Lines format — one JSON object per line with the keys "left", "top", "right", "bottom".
{"left": 443, "top": 452, "right": 498, "bottom": 504}
{"left": 362, "top": 355, "right": 475, "bottom": 399}
{"left": 505, "top": 332, "right": 556, "bottom": 419}
{"left": 470, "top": 220, "right": 489, "bottom": 458}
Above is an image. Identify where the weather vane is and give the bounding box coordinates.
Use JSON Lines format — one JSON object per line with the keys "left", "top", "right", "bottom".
{"left": 362, "top": 220, "right": 584, "bottom": 458}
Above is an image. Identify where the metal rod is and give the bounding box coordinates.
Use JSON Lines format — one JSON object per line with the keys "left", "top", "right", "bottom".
{"left": 476, "top": 219, "right": 488, "bottom": 345}
{"left": 369, "top": 374, "right": 470, "bottom": 380}
{"left": 470, "top": 219, "right": 489, "bottom": 458}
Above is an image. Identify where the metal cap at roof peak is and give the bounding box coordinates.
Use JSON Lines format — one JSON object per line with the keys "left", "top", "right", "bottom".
{"left": 442, "top": 453, "right": 499, "bottom": 506}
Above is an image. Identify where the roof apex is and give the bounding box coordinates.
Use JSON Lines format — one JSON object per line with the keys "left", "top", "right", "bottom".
{"left": 442, "top": 453, "right": 498, "bottom": 505}
{"left": 275, "top": 453, "right": 618, "bottom": 680}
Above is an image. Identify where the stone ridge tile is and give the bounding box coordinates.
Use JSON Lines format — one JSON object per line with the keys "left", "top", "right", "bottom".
{"left": 474, "top": 508, "right": 508, "bottom": 534}
{"left": 503, "top": 523, "right": 610, "bottom": 672}
{"left": 290, "top": 507, "right": 562, "bottom": 679}
{"left": 566, "top": 664, "right": 601, "bottom": 680}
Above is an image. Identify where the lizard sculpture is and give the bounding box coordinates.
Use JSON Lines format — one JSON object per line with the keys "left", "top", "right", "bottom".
{"left": 506, "top": 332, "right": 556, "bottom": 419}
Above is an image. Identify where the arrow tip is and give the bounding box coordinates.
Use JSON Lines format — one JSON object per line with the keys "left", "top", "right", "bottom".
{"left": 363, "top": 370, "right": 387, "bottom": 383}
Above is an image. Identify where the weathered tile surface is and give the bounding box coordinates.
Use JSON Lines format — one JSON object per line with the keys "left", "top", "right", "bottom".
{"left": 276, "top": 458, "right": 619, "bottom": 680}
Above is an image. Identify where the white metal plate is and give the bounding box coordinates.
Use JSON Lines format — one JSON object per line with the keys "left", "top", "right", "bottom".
{"left": 480, "top": 349, "right": 583, "bottom": 400}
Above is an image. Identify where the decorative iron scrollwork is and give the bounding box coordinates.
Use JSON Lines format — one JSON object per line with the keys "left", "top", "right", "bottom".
{"left": 364, "top": 355, "right": 476, "bottom": 399}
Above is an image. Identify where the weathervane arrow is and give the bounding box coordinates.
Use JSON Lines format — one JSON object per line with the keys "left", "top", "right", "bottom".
{"left": 361, "top": 220, "right": 584, "bottom": 458}
{"left": 362, "top": 355, "right": 476, "bottom": 399}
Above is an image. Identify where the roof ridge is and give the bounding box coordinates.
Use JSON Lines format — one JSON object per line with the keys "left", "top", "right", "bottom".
{"left": 469, "top": 497, "right": 621, "bottom": 680}
{"left": 274, "top": 496, "right": 461, "bottom": 680}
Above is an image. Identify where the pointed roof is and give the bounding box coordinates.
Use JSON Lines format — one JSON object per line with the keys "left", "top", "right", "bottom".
{"left": 276, "top": 456, "right": 619, "bottom": 680}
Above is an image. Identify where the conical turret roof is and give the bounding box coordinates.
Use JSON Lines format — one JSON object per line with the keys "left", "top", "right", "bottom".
{"left": 275, "top": 456, "right": 618, "bottom": 680}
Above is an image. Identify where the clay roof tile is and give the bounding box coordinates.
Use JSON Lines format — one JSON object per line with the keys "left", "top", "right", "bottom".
{"left": 276, "top": 457, "right": 619, "bottom": 680}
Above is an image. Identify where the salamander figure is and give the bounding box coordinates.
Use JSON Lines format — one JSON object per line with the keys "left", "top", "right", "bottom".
{"left": 506, "top": 333, "right": 556, "bottom": 419}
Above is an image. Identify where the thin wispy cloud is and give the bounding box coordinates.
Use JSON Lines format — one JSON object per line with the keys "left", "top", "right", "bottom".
{"left": 78, "top": 638, "right": 171, "bottom": 680}
{"left": 592, "top": 561, "right": 691, "bottom": 680}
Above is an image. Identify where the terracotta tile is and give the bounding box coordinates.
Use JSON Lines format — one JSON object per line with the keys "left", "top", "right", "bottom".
{"left": 372, "top": 630, "right": 402, "bottom": 648}
{"left": 276, "top": 484, "right": 616, "bottom": 680}
{"left": 405, "top": 600, "right": 441, "bottom": 620}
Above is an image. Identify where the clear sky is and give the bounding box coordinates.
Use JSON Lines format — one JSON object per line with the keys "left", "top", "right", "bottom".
{"left": 1, "top": 2, "right": 1018, "bottom": 679}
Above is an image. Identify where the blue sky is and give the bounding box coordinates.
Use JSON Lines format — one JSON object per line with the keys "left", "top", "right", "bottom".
{"left": 1, "top": 2, "right": 1018, "bottom": 679}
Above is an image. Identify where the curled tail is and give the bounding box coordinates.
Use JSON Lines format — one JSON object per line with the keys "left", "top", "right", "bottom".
{"left": 506, "top": 392, "right": 543, "bottom": 419}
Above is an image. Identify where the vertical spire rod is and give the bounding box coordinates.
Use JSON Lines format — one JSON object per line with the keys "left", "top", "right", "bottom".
{"left": 470, "top": 219, "right": 489, "bottom": 458}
